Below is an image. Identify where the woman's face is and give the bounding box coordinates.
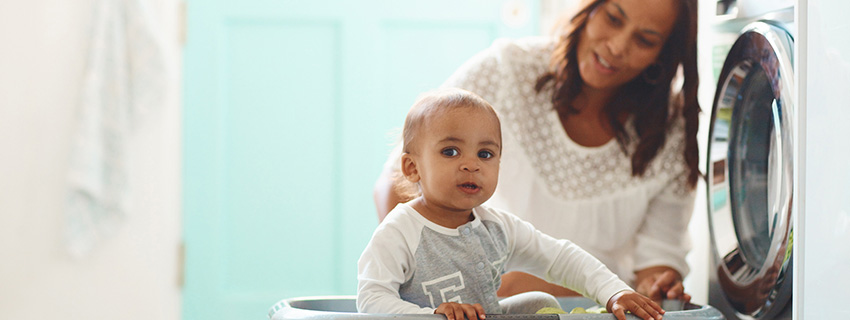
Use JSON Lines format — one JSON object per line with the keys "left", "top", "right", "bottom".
{"left": 577, "top": 0, "right": 678, "bottom": 91}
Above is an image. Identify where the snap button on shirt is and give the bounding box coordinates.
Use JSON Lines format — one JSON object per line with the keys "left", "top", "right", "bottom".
{"left": 462, "top": 228, "right": 471, "bottom": 235}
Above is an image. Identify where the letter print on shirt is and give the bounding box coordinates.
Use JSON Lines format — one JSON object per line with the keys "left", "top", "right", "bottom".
{"left": 421, "top": 271, "right": 465, "bottom": 308}
{"left": 491, "top": 255, "right": 506, "bottom": 282}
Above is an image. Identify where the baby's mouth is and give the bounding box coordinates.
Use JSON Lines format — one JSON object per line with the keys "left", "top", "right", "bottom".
{"left": 458, "top": 182, "right": 481, "bottom": 194}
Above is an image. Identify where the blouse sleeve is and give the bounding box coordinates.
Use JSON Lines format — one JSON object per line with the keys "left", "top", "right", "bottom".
{"left": 440, "top": 39, "right": 509, "bottom": 108}
{"left": 632, "top": 122, "right": 696, "bottom": 277}
{"left": 633, "top": 180, "right": 695, "bottom": 277}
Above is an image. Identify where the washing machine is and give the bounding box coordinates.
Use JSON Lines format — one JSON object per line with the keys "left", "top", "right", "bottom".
{"left": 704, "top": 1, "right": 795, "bottom": 319}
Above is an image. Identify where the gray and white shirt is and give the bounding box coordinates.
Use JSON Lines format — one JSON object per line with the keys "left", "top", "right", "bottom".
{"left": 356, "top": 203, "right": 631, "bottom": 314}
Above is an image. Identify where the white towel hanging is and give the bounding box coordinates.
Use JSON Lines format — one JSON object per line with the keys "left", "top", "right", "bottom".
{"left": 66, "top": 0, "right": 167, "bottom": 257}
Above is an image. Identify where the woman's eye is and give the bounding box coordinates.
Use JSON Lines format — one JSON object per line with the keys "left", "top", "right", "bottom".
{"left": 441, "top": 148, "right": 459, "bottom": 157}
{"left": 478, "top": 150, "right": 494, "bottom": 159}
{"left": 606, "top": 13, "right": 622, "bottom": 26}
{"left": 637, "top": 36, "right": 656, "bottom": 47}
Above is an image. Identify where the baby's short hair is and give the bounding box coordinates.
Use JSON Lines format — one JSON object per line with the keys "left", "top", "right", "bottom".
{"left": 402, "top": 88, "right": 498, "bottom": 154}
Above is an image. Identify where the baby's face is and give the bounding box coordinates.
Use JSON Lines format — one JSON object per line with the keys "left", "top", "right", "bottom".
{"left": 412, "top": 106, "right": 502, "bottom": 212}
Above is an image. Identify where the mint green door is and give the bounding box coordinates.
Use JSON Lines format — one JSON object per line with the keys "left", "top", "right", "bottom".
{"left": 183, "top": 1, "right": 539, "bottom": 319}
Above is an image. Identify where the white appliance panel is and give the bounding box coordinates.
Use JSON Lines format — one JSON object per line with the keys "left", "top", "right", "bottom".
{"left": 796, "top": 0, "right": 850, "bottom": 318}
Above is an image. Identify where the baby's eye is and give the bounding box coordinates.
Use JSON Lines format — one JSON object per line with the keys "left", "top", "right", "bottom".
{"left": 478, "top": 150, "right": 494, "bottom": 159}
{"left": 441, "top": 148, "right": 459, "bottom": 157}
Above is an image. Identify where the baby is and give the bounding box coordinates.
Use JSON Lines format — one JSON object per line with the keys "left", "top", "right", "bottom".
{"left": 357, "top": 88, "right": 664, "bottom": 320}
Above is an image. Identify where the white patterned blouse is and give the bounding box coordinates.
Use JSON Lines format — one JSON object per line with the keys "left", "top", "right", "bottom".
{"left": 436, "top": 36, "right": 696, "bottom": 284}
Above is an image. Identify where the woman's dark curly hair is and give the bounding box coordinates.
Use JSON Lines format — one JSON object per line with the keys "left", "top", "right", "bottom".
{"left": 536, "top": 0, "right": 701, "bottom": 188}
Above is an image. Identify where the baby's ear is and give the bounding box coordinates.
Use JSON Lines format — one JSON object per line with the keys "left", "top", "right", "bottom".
{"left": 400, "top": 153, "right": 420, "bottom": 183}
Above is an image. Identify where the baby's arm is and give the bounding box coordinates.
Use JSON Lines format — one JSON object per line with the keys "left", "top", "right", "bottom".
{"left": 357, "top": 224, "right": 434, "bottom": 314}
{"left": 358, "top": 275, "right": 433, "bottom": 314}
{"left": 606, "top": 290, "right": 664, "bottom": 320}
{"left": 498, "top": 208, "right": 664, "bottom": 320}
{"left": 502, "top": 214, "right": 631, "bottom": 305}
{"left": 435, "top": 302, "right": 486, "bottom": 320}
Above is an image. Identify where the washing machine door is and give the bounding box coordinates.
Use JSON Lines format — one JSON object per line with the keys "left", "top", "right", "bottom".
{"left": 706, "top": 21, "right": 794, "bottom": 320}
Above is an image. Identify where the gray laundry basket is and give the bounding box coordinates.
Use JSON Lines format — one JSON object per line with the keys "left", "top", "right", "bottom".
{"left": 268, "top": 296, "right": 725, "bottom": 320}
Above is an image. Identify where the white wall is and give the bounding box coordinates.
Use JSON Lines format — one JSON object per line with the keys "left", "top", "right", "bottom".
{"left": 0, "top": 1, "right": 182, "bottom": 319}
{"left": 539, "top": 0, "right": 581, "bottom": 34}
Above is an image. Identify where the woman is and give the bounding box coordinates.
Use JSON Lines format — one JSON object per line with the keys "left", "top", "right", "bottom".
{"left": 374, "top": 0, "right": 699, "bottom": 302}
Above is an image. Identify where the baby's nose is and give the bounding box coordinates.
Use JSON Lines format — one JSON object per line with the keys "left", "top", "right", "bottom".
{"left": 460, "top": 160, "right": 480, "bottom": 172}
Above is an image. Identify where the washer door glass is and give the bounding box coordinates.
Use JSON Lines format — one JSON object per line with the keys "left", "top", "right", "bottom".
{"left": 728, "top": 64, "right": 776, "bottom": 268}
{"left": 706, "top": 21, "right": 794, "bottom": 319}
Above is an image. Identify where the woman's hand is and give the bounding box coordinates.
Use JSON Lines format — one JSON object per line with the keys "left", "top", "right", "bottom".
{"left": 634, "top": 266, "right": 691, "bottom": 303}
{"left": 434, "top": 302, "right": 486, "bottom": 320}
{"left": 606, "top": 290, "right": 664, "bottom": 320}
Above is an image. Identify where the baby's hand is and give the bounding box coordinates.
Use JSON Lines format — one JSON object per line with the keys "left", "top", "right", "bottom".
{"left": 434, "top": 302, "right": 486, "bottom": 320}
{"left": 606, "top": 290, "right": 665, "bottom": 320}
